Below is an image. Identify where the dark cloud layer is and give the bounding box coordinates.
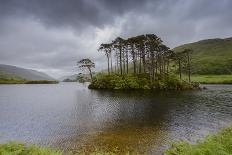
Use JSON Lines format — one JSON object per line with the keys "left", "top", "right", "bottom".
{"left": 0, "top": 0, "right": 232, "bottom": 77}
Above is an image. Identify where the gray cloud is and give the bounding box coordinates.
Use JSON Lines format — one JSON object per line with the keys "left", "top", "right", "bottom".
{"left": 0, "top": 0, "right": 232, "bottom": 78}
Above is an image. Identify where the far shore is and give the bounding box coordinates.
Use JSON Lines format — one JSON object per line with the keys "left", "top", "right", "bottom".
{"left": 0, "top": 80, "right": 59, "bottom": 84}
{"left": 191, "top": 74, "right": 232, "bottom": 84}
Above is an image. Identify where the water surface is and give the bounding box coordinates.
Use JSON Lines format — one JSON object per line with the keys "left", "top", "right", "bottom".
{"left": 0, "top": 83, "right": 231, "bottom": 154}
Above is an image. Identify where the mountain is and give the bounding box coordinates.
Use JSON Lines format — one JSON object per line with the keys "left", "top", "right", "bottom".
{"left": 59, "top": 74, "right": 78, "bottom": 81}
{"left": 0, "top": 64, "right": 55, "bottom": 81}
{"left": 173, "top": 37, "right": 232, "bottom": 74}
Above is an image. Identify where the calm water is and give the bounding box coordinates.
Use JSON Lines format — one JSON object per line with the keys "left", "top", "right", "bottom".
{"left": 0, "top": 83, "right": 232, "bottom": 154}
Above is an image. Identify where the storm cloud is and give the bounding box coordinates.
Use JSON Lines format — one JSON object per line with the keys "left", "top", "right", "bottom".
{"left": 0, "top": 0, "right": 232, "bottom": 78}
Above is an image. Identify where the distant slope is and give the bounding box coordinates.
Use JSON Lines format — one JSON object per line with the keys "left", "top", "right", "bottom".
{"left": 173, "top": 37, "right": 232, "bottom": 74}
{"left": 59, "top": 74, "right": 78, "bottom": 81}
{"left": 0, "top": 64, "right": 55, "bottom": 81}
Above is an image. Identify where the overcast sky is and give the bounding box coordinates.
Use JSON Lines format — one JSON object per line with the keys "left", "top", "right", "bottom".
{"left": 0, "top": 0, "right": 232, "bottom": 78}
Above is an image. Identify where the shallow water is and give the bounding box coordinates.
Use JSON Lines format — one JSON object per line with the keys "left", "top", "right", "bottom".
{"left": 0, "top": 83, "right": 232, "bottom": 154}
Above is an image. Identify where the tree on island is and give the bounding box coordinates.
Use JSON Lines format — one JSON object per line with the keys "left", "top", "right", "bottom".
{"left": 77, "top": 58, "right": 95, "bottom": 81}
{"left": 98, "top": 43, "right": 112, "bottom": 75}
{"left": 87, "top": 34, "right": 197, "bottom": 90}
{"left": 173, "top": 49, "right": 192, "bottom": 82}
{"left": 98, "top": 34, "right": 180, "bottom": 82}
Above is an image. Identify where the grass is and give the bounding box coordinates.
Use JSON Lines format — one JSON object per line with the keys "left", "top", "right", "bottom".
{"left": 0, "top": 79, "right": 26, "bottom": 84}
{"left": 173, "top": 37, "right": 232, "bottom": 75}
{"left": 165, "top": 126, "right": 232, "bottom": 155}
{"left": 191, "top": 75, "right": 232, "bottom": 84}
{"left": 0, "top": 142, "right": 121, "bottom": 155}
{"left": 0, "top": 79, "right": 59, "bottom": 84}
{"left": 0, "top": 142, "right": 61, "bottom": 155}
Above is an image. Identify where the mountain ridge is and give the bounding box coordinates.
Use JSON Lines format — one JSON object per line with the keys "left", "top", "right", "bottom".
{"left": 0, "top": 64, "right": 56, "bottom": 81}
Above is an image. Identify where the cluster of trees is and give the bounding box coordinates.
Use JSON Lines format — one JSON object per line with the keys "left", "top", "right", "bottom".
{"left": 98, "top": 34, "right": 192, "bottom": 83}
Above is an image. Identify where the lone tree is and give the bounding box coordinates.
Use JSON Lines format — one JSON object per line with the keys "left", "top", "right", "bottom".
{"left": 77, "top": 58, "right": 95, "bottom": 81}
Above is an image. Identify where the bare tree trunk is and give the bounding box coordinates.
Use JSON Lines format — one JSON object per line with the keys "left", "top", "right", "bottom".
{"left": 119, "top": 47, "right": 122, "bottom": 75}
{"left": 159, "top": 56, "right": 162, "bottom": 75}
{"left": 126, "top": 50, "right": 129, "bottom": 74}
{"left": 132, "top": 47, "right": 136, "bottom": 74}
{"left": 167, "top": 59, "right": 169, "bottom": 74}
{"left": 88, "top": 67, "right": 93, "bottom": 81}
{"left": 133, "top": 59, "right": 136, "bottom": 74}
{"left": 123, "top": 50, "right": 126, "bottom": 74}
{"left": 115, "top": 60, "right": 117, "bottom": 73}
{"left": 178, "top": 59, "right": 182, "bottom": 80}
{"left": 187, "top": 52, "right": 191, "bottom": 83}
{"left": 151, "top": 52, "right": 155, "bottom": 81}
{"left": 142, "top": 51, "right": 146, "bottom": 73}
{"left": 110, "top": 50, "right": 113, "bottom": 73}
{"left": 139, "top": 51, "right": 142, "bottom": 74}
{"left": 163, "top": 57, "right": 166, "bottom": 75}
{"left": 107, "top": 55, "right": 110, "bottom": 75}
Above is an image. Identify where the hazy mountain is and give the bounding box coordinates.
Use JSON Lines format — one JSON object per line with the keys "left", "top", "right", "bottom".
{"left": 0, "top": 64, "right": 55, "bottom": 81}
{"left": 59, "top": 74, "right": 78, "bottom": 81}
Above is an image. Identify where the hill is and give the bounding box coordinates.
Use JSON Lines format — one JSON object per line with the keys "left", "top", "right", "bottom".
{"left": 0, "top": 64, "right": 56, "bottom": 83}
{"left": 59, "top": 74, "right": 79, "bottom": 81}
{"left": 60, "top": 73, "right": 91, "bottom": 82}
{"left": 173, "top": 37, "right": 232, "bottom": 74}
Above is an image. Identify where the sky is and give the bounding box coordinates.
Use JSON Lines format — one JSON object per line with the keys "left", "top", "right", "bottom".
{"left": 0, "top": 0, "right": 232, "bottom": 78}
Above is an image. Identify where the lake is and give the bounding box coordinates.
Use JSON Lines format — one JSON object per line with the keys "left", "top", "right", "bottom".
{"left": 0, "top": 83, "right": 232, "bottom": 154}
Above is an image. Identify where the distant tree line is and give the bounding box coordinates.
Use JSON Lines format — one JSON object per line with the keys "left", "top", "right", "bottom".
{"left": 98, "top": 34, "right": 193, "bottom": 83}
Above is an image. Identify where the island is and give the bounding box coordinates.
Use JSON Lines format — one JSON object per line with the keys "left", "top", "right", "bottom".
{"left": 77, "top": 34, "right": 200, "bottom": 90}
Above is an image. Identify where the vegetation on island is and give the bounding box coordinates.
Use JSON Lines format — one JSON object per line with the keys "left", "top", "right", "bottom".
{"left": 165, "top": 126, "right": 232, "bottom": 155}
{"left": 85, "top": 34, "right": 199, "bottom": 90}
{"left": 88, "top": 73, "right": 197, "bottom": 90}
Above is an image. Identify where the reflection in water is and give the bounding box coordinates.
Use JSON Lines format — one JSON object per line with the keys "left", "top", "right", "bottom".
{"left": 0, "top": 83, "right": 232, "bottom": 154}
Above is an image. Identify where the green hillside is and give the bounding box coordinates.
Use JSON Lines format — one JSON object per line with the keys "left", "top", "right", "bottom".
{"left": 173, "top": 37, "right": 232, "bottom": 75}
{"left": 0, "top": 64, "right": 58, "bottom": 84}
{"left": 0, "top": 71, "right": 25, "bottom": 84}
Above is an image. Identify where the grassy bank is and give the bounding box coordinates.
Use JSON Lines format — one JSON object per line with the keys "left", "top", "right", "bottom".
{"left": 0, "top": 142, "right": 118, "bottom": 155}
{"left": 165, "top": 126, "right": 232, "bottom": 155}
{"left": 1, "top": 126, "right": 232, "bottom": 154}
{"left": 191, "top": 75, "right": 232, "bottom": 84}
{"left": 0, "top": 79, "right": 26, "bottom": 84}
{"left": 0, "top": 142, "right": 61, "bottom": 155}
{"left": 24, "top": 80, "right": 59, "bottom": 84}
{"left": 0, "top": 79, "right": 59, "bottom": 84}
{"left": 89, "top": 73, "right": 199, "bottom": 90}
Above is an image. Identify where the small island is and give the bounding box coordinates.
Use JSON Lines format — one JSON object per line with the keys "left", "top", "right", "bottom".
{"left": 78, "top": 34, "right": 200, "bottom": 90}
